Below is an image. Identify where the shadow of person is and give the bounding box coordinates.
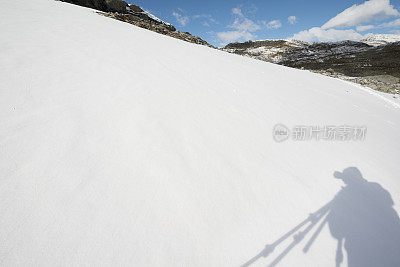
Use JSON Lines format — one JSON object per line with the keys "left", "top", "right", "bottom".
{"left": 241, "top": 167, "right": 400, "bottom": 267}
{"left": 328, "top": 167, "right": 400, "bottom": 267}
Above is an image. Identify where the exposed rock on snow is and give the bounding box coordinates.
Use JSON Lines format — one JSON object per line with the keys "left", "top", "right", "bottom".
{"left": 222, "top": 38, "right": 400, "bottom": 94}
{"left": 127, "top": 3, "right": 143, "bottom": 13}
{"left": 223, "top": 39, "right": 308, "bottom": 63}
{"left": 222, "top": 40, "right": 374, "bottom": 65}
{"left": 361, "top": 34, "right": 400, "bottom": 47}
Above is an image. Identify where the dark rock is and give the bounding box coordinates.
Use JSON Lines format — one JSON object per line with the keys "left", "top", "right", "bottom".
{"left": 105, "top": 0, "right": 128, "bottom": 13}
{"left": 128, "top": 4, "right": 143, "bottom": 13}
{"left": 60, "top": 0, "right": 128, "bottom": 13}
{"left": 60, "top": 0, "right": 108, "bottom": 11}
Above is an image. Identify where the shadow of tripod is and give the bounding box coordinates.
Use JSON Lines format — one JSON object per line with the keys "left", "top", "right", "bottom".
{"left": 241, "top": 199, "right": 333, "bottom": 267}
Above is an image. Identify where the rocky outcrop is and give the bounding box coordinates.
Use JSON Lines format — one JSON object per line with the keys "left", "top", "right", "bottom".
{"left": 278, "top": 41, "right": 400, "bottom": 77}
{"left": 127, "top": 4, "right": 143, "bottom": 13}
{"left": 223, "top": 39, "right": 307, "bottom": 63}
{"left": 104, "top": 0, "right": 127, "bottom": 13}
{"left": 222, "top": 39, "right": 400, "bottom": 94}
{"left": 60, "top": 0, "right": 127, "bottom": 13}
{"left": 59, "top": 0, "right": 212, "bottom": 47}
{"left": 102, "top": 12, "right": 211, "bottom": 47}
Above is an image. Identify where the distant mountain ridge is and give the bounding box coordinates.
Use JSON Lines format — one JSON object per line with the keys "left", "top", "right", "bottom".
{"left": 361, "top": 34, "right": 400, "bottom": 47}
{"left": 222, "top": 35, "right": 400, "bottom": 94}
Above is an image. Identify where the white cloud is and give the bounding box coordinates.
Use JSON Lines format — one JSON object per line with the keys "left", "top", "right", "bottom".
{"left": 193, "top": 14, "right": 217, "bottom": 27}
{"left": 356, "top": 25, "right": 376, "bottom": 31}
{"left": 247, "top": 4, "right": 259, "bottom": 15}
{"left": 322, "top": 0, "right": 399, "bottom": 29}
{"left": 288, "top": 16, "right": 297, "bottom": 25}
{"left": 379, "top": 18, "right": 400, "bottom": 28}
{"left": 217, "top": 6, "right": 260, "bottom": 45}
{"left": 232, "top": 7, "right": 243, "bottom": 17}
{"left": 292, "top": 27, "right": 364, "bottom": 42}
{"left": 217, "top": 31, "right": 256, "bottom": 44}
{"left": 193, "top": 14, "right": 207, "bottom": 19}
{"left": 357, "top": 18, "right": 400, "bottom": 31}
{"left": 231, "top": 17, "right": 261, "bottom": 32}
{"left": 172, "top": 12, "right": 189, "bottom": 26}
{"left": 265, "top": 20, "right": 282, "bottom": 29}
{"left": 292, "top": 0, "right": 400, "bottom": 42}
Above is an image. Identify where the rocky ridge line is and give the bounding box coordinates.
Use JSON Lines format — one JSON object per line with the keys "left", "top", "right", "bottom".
{"left": 59, "top": 0, "right": 213, "bottom": 47}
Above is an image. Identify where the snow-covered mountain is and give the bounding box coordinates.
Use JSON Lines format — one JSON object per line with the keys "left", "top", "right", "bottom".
{"left": 361, "top": 34, "right": 400, "bottom": 47}
{"left": 1, "top": 0, "right": 400, "bottom": 266}
{"left": 222, "top": 38, "right": 400, "bottom": 94}
{"left": 222, "top": 35, "right": 400, "bottom": 62}
{"left": 223, "top": 39, "right": 308, "bottom": 63}
{"left": 222, "top": 39, "right": 373, "bottom": 63}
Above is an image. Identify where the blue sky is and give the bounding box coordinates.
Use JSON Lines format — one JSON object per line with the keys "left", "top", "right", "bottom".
{"left": 128, "top": 0, "right": 400, "bottom": 46}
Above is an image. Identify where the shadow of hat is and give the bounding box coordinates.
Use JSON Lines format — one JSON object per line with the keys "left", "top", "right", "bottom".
{"left": 334, "top": 167, "right": 365, "bottom": 183}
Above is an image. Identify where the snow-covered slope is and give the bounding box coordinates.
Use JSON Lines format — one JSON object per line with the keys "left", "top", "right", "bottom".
{"left": 1, "top": 0, "right": 400, "bottom": 266}
{"left": 361, "top": 34, "right": 400, "bottom": 46}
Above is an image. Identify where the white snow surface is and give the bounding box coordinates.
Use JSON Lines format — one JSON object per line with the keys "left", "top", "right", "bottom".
{"left": 361, "top": 34, "right": 400, "bottom": 46}
{"left": 1, "top": 1, "right": 400, "bottom": 266}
